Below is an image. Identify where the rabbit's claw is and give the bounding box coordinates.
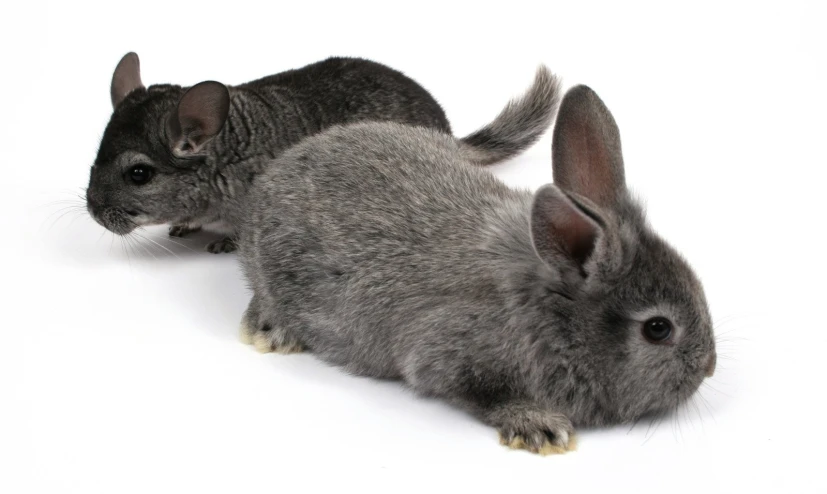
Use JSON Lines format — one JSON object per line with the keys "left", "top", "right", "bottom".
{"left": 489, "top": 405, "right": 576, "bottom": 455}
{"left": 498, "top": 427, "right": 576, "bottom": 455}
{"left": 239, "top": 311, "right": 304, "bottom": 354}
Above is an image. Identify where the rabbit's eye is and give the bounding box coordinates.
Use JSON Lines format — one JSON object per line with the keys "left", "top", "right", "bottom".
{"left": 643, "top": 317, "right": 673, "bottom": 343}
{"left": 127, "top": 164, "right": 153, "bottom": 185}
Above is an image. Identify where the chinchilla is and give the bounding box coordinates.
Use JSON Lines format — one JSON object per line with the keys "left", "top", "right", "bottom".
{"left": 236, "top": 79, "right": 717, "bottom": 455}
{"left": 85, "top": 53, "right": 558, "bottom": 253}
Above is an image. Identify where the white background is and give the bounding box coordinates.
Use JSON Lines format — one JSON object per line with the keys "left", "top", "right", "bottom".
{"left": 2, "top": 1, "right": 826, "bottom": 492}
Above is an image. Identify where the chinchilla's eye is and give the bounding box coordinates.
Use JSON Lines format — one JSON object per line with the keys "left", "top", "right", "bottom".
{"left": 128, "top": 164, "right": 153, "bottom": 185}
{"left": 643, "top": 317, "right": 673, "bottom": 343}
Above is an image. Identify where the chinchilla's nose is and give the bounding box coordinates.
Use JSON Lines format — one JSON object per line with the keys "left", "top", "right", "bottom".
{"left": 704, "top": 351, "right": 717, "bottom": 378}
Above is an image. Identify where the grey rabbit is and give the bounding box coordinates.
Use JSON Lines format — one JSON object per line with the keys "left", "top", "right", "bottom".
{"left": 85, "top": 53, "right": 557, "bottom": 253}
{"left": 236, "top": 76, "right": 717, "bottom": 455}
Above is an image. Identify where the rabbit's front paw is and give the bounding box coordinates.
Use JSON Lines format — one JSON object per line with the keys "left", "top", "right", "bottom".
{"left": 489, "top": 404, "right": 576, "bottom": 455}
{"left": 239, "top": 314, "right": 304, "bottom": 355}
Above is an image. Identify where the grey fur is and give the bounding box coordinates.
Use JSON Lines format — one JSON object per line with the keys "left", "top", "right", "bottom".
{"left": 86, "top": 53, "right": 558, "bottom": 252}
{"left": 236, "top": 83, "right": 716, "bottom": 454}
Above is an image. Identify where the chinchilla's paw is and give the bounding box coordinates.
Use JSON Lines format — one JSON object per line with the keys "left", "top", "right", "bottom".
{"left": 206, "top": 236, "right": 237, "bottom": 254}
{"left": 169, "top": 224, "right": 201, "bottom": 237}
{"left": 492, "top": 406, "right": 576, "bottom": 455}
{"left": 239, "top": 316, "right": 304, "bottom": 355}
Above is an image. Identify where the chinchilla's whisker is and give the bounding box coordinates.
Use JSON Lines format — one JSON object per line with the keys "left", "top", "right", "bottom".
{"left": 130, "top": 235, "right": 149, "bottom": 263}
{"left": 124, "top": 234, "right": 136, "bottom": 261}
{"left": 119, "top": 236, "right": 132, "bottom": 268}
{"left": 158, "top": 235, "right": 197, "bottom": 250}
{"left": 129, "top": 236, "right": 142, "bottom": 265}
{"left": 44, "top": 207, "right": 79, "bottom": 225}
{"left": 122, "top": 235, "right": 132, "bottom": 260}
{"left": 46, "top": 207, "right": 86, "bottom": 231}
{"left": 133, "top": 230, "right": 177, "bottom": 258}
{"left": 138, "top": 228, "right": 197, "bottom": 253}
{"left": 129, "top": 232, "right": 158, "bottom": 261}
{"left": 44, "top": 203, "right": 84, "bottom": 218}
{"left": 40, "top": 199, "right": 85, "bottom": 209}
{"left": 125, "top": 237, "right": 134, "bottom": 267}
{"left": 133, "top": 236, "right": 155, "bottom": 260}
{"left": 133, "top": 231, "right": 181, "bottom": 259}
{"left": 130, "top": 232, "right": 158, "bottom": 258}
{"left": 64, "top": 210, "right": 89, "bottom": 229}
{"left": 48, "top": 188, "right": 86, "bottom": 199}
{"left": 39, "top": 196, "right": 84, "bottom": 212}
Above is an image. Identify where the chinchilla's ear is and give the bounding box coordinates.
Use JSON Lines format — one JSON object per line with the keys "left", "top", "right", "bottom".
{"left": 167, "top": 81, "right": 230, "bottom": 157}
{"left": 111, "top": 52, "right": 145, "bottom": 109}
{"left": 552, "top": 85, "right": 626, "bottom": 210}
{"left": 531, "top": 184, "right": 604, "bottom": 278}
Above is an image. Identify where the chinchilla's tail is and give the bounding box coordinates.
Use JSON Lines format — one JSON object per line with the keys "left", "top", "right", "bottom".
{"left": 459, "top": 65, "right": 561, "bottom": 165}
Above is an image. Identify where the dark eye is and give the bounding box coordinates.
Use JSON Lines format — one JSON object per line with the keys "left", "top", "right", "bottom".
{"left": 643, "top": 317, "right": 673, "bottom": 343}
{"left": 128, "top": 165, "right": 153, "bottom": 185}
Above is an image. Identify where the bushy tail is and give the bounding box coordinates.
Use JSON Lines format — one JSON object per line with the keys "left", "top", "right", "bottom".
{"left": 459, "top": 65, "right": 561, "bottom": 165}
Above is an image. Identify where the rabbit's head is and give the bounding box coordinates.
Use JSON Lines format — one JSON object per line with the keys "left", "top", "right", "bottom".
{"left": 530, "top": 86, "right": 715, "bottom": 424}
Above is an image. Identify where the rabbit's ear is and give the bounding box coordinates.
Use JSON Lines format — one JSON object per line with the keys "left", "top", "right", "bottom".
{"left": 531, "top": 184, "right": 603, "bottom": 274}
{"left": 552, "top": 85, "right": 626, "bottom": 209}
{"left": 111, "top": 52, "right": 144, "bottom": 109}
{"left": 167, "top": 81, "right": 230, "bottom": 157}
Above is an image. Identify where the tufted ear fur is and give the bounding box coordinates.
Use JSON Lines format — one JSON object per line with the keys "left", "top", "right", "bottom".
{"left": 552, "top": 85, "right": 626, "bottom": 210}
{"left": 110, "top": 52, "right": 144, "bottom": 109}
{"left": 166, "top": 81, "right": 230, "bottom": 156}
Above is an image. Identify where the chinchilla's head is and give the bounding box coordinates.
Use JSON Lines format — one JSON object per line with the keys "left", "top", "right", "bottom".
{"left": 528, "top": 86, "right": 715, "bottom": 425}
{"left": 86, "top": 52, "right": 230, "bottom": 234}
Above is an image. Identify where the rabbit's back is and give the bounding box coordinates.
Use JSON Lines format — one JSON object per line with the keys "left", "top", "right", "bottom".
{"left": 239, "top": 122, "right": 537, "bottom": 381}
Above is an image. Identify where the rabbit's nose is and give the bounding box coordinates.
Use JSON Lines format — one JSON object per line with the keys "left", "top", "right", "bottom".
{"left": 704, "top": 352, "right": 717, "bottom": 378}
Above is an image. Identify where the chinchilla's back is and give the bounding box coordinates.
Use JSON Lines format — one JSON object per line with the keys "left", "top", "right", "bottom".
{"left": 239, "top": 122, "right": 536, "bottom": 376}
{"left": 241, "top": 57, "right": 452, "bottom": 133}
